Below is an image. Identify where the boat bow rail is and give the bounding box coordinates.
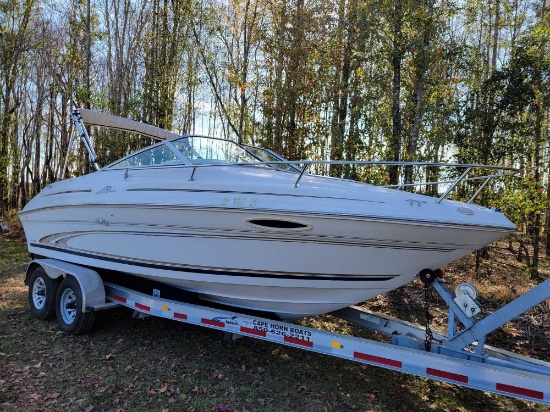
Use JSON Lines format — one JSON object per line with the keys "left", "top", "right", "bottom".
{"left": 180, "top": 160, "right": 517, "bottom": 205}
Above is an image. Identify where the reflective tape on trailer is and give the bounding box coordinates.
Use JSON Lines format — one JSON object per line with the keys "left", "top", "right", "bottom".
{"left": 354, "top": 352, "right": 402, "bottom": 368}
{"left": 201, "top": 318, "right": 225, "bottom": 328}
{"left": 135, "top": 302, "right": 150, "bottom": 312}
{"left": 102, "top": 282, "right": 550, "bottom": 406}
{"left": 113, "top": 295, "right": 126, "bottom": 303}
{"left": 114, "top": 294, "right": 150, "bottom": 312}
{"left": 240, "top": 326, "right": 266, "bottom": 337}
{"left": 427, "top": 368, "right": 468, "bottom": 384}
{"left": 284, "top": 335, "right": 313, "bottom": 348}
{"left": 496, "top": 383, "right": 544, "bottom": 401}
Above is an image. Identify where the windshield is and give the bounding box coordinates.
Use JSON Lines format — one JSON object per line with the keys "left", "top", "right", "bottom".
{"left": 172, "top": 137, "right": 259, "bottom": 164}
{"left": 242, "top": 145, "right": 299, "bottom": 172}
{"left": 110, "top": 143, "right": 182, "bottom": 167}
{"left": 106, "top": 135, "right": 294, "bottom": 171}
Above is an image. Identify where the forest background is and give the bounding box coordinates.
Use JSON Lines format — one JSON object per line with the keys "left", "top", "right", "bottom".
{"left": 0, "top": 0, "right": 549, "bottom": 275}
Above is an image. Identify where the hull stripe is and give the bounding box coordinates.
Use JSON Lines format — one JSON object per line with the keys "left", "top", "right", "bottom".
{"left": 19, "top": 202, "right": 515, "bottom": 233}
{"left": 42, "top": 229, "right": 459, "bottom": 252}
{"left": 30, "top": 242, "right": 397, "bottom": 282}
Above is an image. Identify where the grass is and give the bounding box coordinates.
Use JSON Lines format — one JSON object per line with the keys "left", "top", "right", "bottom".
{"left": 1, "top": 238, "right": 549, "bottom": 412}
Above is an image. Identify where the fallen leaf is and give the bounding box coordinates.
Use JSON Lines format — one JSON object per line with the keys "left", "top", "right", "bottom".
{"left": 158, "top": 385, "right": 168, "bottom": 393}
{"left": 105, "top": 353, "right": 114, "bottom": 360}
{"left": 84, "top": 406, "right": 95, "bottom": 412}
{"left": 33, "top": 362, "right": 42, "bottom": 368}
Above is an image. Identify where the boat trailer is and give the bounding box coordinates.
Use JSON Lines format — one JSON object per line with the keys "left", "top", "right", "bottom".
{"left": 26, "top": 258, "right": 550, "bottom": 405}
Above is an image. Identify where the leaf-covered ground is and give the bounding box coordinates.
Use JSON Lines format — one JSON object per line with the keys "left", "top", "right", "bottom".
{"left": 1, "top": 238, "right": 549, "bottom": 412}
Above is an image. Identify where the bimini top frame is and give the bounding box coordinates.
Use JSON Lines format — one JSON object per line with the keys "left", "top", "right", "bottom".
{"left": 69, "top": 108, "right": 519, "bottom": 205}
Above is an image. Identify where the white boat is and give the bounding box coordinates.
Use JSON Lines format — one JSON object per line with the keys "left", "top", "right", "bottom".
{"left": 18, "top": 109, "right": 517, "bottom": 318}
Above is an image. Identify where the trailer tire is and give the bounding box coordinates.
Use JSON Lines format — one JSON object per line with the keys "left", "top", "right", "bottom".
{"left": 28, "top": 267, "right": 59, "bottom": 320}
{"left": 55, "top": 276, "right": 96, "bottom": 335}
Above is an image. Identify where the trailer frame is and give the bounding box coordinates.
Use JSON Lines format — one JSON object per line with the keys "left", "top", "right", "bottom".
{"left": 25, "top": 258, "right": 550, "bottom": 406}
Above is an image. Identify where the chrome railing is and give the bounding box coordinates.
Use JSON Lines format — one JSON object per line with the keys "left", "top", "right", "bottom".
{"left": 73, "top": 108, "right": 518, "bottom": 205}
{"left": 178, "top": 160, "right": 518, "bottom": 204}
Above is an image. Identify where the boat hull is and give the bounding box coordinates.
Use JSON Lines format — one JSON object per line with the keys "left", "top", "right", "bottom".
{"left": 20, "top": 203, "right": 512, "bottom": 318}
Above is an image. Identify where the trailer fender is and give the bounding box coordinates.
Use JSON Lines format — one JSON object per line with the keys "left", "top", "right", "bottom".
{"left": 25, "top": 259, "right": 105, "bottom": 313}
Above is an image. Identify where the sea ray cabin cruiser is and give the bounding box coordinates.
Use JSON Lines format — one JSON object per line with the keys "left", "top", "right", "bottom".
{"left": 18, "top": 109, "right": 517, "bottom": 318}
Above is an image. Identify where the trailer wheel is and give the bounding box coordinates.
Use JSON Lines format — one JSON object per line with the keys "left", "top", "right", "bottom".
{"left": 55, "top": 276, "right": 96, "bottom": 335}
{"left": 28, "top": 267, "right": 59, "bottom": 320}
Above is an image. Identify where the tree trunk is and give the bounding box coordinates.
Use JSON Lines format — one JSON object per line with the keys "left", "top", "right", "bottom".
{"left": 389, "top": 0, "right": 403, "bottom": 185}
{"left": 404, "top": 0, "right": 435, "bottom": 186}
{"left": 530, "top": 102, "right": 543, "bottom": 278}
{"left": 491, "top": 0, "right": 500, "bottom": 70}
{"left": 330, "top": 0, "right": 357, "bottom": 177}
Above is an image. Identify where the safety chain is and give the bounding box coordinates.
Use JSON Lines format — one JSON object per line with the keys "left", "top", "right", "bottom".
{"left": 424, "top": 283, "right": 435, "bottom": 352}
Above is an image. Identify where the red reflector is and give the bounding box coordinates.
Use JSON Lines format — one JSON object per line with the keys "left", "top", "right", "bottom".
{"left": 113, "top": 295, "right": 126, "bottom": 303}
{"left": 240, "top": 326, "right": 266, "bottom": 337}
{"left": 283, "top": 336, "right": 313, "bottom": 347}
{"left": 354, "top": 352, "right": 402, "bottom": 368}
{"left": 496, "top": 383, "right": 544, "bottom": 400}
{"left": 427, "top": 368, "right": 468, "bottom": 383}
{"left": 135, "top": 302, "right": 150, "bottom": 311}
{"left": 201, "top": 318, "right": 225, "bottom": 328}
{"left": 174, "top": 312, "right": 187, "bottom": 320}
